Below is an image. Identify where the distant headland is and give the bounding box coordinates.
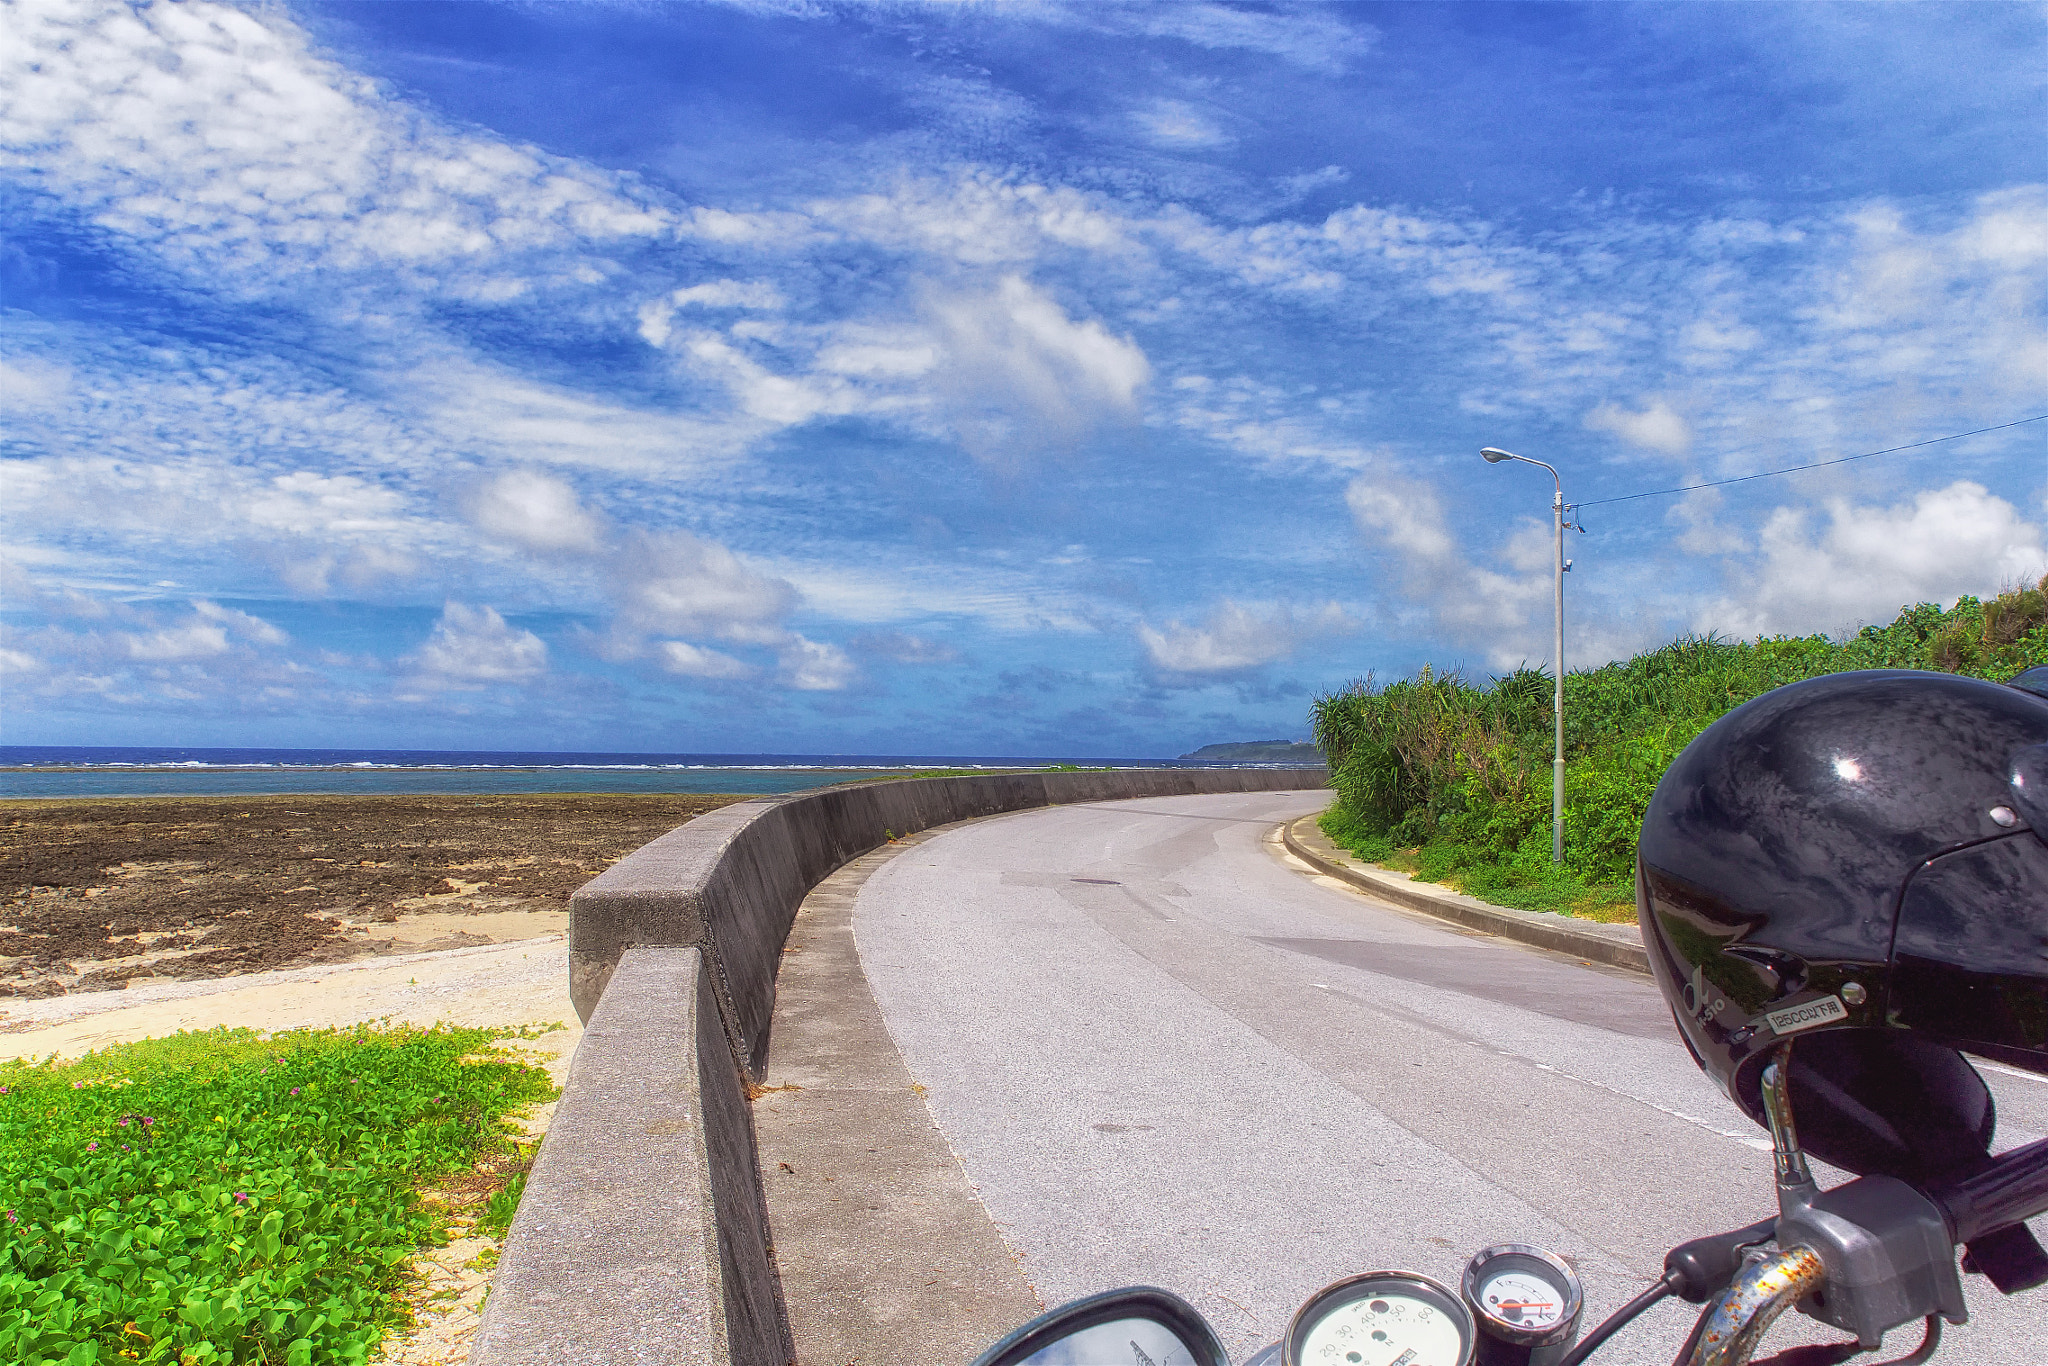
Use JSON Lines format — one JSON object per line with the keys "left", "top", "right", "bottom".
{"left": 1177, "top": 740, "right": 1325, "bottom": 763}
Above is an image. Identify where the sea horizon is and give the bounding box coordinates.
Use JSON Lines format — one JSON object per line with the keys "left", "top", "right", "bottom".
{"left": 0, "top": 744, "right": 1298, "bottom": 799}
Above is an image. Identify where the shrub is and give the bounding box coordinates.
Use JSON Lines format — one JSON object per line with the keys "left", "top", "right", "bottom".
{"left": 0, "top": 1025, "right": 554, "bottom": 1366}
{"left": 1311, "top": 578, "right": 2048, "bottom": 917}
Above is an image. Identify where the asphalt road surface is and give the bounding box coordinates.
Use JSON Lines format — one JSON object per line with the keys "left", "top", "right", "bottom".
{"left": 854, "top": 791, "right": 2048, "bottom": 1366}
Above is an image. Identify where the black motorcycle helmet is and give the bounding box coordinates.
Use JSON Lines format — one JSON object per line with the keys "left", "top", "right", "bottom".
{"left": 1637, "top": 669, "right": 2048, "bottom": 1189}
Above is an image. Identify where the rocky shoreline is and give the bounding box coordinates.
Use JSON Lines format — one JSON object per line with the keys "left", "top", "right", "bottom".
{"left": 0, "top": 792, "right": 740, "bottom": 999}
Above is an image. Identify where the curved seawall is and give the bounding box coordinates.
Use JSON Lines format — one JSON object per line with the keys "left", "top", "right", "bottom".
{"left": 470, "top": 767, "right": 1327, "bottom": 1366}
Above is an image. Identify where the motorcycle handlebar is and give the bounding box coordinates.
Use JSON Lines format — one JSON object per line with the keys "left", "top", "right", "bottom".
{"left": 1929, "top": 1136, "right": 2048, "bottom": 1245}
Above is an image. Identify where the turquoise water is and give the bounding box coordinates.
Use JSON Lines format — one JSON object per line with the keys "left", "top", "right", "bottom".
{"left": 0, "top": 746, "right": 1223, "bottom": 799}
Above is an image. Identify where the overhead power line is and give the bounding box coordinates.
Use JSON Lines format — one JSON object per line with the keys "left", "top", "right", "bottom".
{"left": 1572, "top": 414, "right": 2047, "bottom": 510}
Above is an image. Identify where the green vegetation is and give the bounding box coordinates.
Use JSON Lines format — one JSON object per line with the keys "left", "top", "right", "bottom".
{"left": 1176, "top": 740, "right": 1323, "bottom": 762}
{"left": 0, "top": 1024, "right": 555, "bottom": 1366}
{"left": 1311, "top": 579, "right": 2048, "bottom": 921}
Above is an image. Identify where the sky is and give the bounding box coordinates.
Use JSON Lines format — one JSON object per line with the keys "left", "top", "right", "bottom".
{"left": 1, "top": 0, "right": 2044, "bottom": 757}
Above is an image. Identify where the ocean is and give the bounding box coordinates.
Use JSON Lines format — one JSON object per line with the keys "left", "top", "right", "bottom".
{"left": 0, "top": 745, "right": 1235, "bottom": 799}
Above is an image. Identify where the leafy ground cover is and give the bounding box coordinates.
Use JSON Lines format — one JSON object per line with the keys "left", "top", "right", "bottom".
{"left": 1311, "top": 578, "right": 2048, "bottom": 921}
{"left": 0, "top": 1024, "right": 555, "bottom": 1366}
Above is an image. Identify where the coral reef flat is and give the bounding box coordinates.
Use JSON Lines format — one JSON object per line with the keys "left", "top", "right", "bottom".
{"left": 0, "top": 792, "right": 741, "bottom": 1000}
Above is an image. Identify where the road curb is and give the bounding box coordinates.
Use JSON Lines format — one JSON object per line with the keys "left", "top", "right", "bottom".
{"left": 1281, "top": 814, "right": 1650, "bottom": 976}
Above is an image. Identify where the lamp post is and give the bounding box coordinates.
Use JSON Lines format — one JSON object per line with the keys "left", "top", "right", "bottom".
{"left": 1480, "top": 447, "right": 1572, "bottom": 864}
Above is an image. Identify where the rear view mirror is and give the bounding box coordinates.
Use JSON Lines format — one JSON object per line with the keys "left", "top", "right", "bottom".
{"left": 970, "top": 1286, "right": 1230, "bottom": 1366}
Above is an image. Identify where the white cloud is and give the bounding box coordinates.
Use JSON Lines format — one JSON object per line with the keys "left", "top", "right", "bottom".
{"left": 1346, "top": 468, "right": 1564, "bottom": 668}
{"left": 1132, "top": 99, "right": 1231, "bottom": 149}
{"left": 706, "top": 0, "right": 1377, "bottom": 74}
{"left": 1167, "top": 378, "right": 1375, "bottom": 473}
{"left": 680, "top": 329, "right": 870, "bottom": 426}
{"left": 1139, "top": 598, "right": 1354, "bottom": 679}
{"left": 1346, "top": 473, "right": 1457, "bottom": 561}
{"left": 283, "top": 545, "right": 420, "bottom": 597}
{"left": 420, "top": 358, "right": 764, "bottom": 475}
{"left": 817, "top": 170, "right": 1133, "bottom": 266}
{"left": 409, "top": 602, "right": 548, "bottom": 686}
{"left": 0, "top": 357, "right": 71, "bottom": 410}
{"left": 770, "top": 559, "right": 1096, "bottom": 634}
{"left": 849, "top": 630, "right": 959, "bottom": 665}
{"left": 0, "top": 593, "right": 306, "bottom": 710}
{"left": 778, "top": 635, "right": 856, "bottom": 691}
{"left": 615, "top": 532, "right": 797, "bottom": 638}
{"left": 245, "top": 472, "right": 411, "bottom": 535}
{"left": 672, "top": 279, "right": 785, "bottom": 310}
{"left": 1585, "top": 397, "right": 1693, "bottom": 456}
{"left": 106, "top": 598, "right": 286, "bottom": 662}
{"left": 469, "top": 470, "right": 604, "bottom": 554}
{"left": 812, "top": 324, "right": 942, "bottom": 381}
{"left": 637, "top": 279, "right": 786, "bottom": 346}
{"left": 123, "top": 621, "right": 230, "bottom": 662}
{"left": 1056, "top": 1, "right": 1376, "bottom": 74}
{"left": 193, "top": 599, "right": 288, "bottom": 646}
{"left": 656, "top": 639, "right": 754, "bottom": 680}
{"left": 0, "top": 0, "right": 674, "bottom": 298}
{"left": 929, "top": 275, "right": 1151, "bottom": 461}
{"left": 1700, "top": 481, "right": 2047, "bottom": 638}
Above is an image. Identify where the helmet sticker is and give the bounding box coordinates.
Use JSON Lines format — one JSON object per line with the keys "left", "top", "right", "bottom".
{"left": 1764, "top": 995, "right": 1849, "bottom": 1037}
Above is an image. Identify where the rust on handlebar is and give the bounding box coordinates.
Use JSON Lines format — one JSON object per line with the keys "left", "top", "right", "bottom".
{"left": 1684, "top": 1245, "right": 1826, "bottom": 1366}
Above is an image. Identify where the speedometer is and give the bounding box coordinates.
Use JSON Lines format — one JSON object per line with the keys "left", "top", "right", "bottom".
{"left": 1282, "top": 1271, "right": 1476, "bottom": 1366}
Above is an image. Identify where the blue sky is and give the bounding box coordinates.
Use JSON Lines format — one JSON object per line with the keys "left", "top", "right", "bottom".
{"left": 2, "top": 0, "right": 2043, "bottom": 757}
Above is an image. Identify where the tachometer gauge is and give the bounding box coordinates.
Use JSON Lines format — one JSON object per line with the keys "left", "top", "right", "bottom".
{"left": 1283, "top": 1270, "right": 1476, "bottom": 1366}
{"left": 1459, "top": 1245, "right": 1583, "bottom": 1366}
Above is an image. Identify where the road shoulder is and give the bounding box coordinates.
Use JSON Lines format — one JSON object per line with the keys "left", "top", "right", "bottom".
{"left": 752, "top": 822, "right": 1042, "bottom": 1366}
{"left": 1278, "top": 813, "right": 1649, "bottom": 975}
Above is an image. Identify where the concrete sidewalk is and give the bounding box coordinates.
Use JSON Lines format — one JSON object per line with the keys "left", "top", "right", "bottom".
{"left": 751, "top": 824, "right": 1042, "bottom": 1365}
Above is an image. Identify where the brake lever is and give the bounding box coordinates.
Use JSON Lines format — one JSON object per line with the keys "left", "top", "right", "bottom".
{"left": 1552, "top": 1217, "right": 1782, "bottom": 1366}
{"left": 1665, "top": 1217, "right": 1781, "bottom": 1302}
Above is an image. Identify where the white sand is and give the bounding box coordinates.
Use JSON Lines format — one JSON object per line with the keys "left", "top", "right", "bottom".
{"left": 0, "top": 934, "right": 581, "bottom": 1063}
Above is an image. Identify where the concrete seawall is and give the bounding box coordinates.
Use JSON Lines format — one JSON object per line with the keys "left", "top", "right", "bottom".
{"left": 471, "top": 767, "right": 1328, "bottom": 1366}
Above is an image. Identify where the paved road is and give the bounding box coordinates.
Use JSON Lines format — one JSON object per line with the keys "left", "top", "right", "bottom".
{"left": 853, "top": 791, "right": 2048, "bottom": 1365}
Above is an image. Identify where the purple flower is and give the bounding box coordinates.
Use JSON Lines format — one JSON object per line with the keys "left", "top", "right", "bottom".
{"left": 233, "top": 1192, "right": 249, "bottom": 1203}
{"left": 87, "top": 1142, "right": 98, "bottom": 1151}
{"left": 117, "top": 1117, "right": 130, "bottom": 1127}
{"left": 141, "top": 1116, "right": 155, "bottom": 1126}
{"left": 4, "top": 1211, "right": 16, "bottom": 1224}
{"left": 122, "top": 1144, "right": 131, "bottom": 1152}
{"left": 290, "top": 1087, "right": 301, "bottom": 1096}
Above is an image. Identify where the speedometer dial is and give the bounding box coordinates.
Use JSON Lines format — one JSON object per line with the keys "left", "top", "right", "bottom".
{"left": 1474, "top": 1269, "right": 1565, "bottom": 1329}
{"left": 1458, "top": 1244, "right": 1583, "bottom": 1353}
{"left": 1283, "top": 1272, "right": 1475, "bottom": 1366}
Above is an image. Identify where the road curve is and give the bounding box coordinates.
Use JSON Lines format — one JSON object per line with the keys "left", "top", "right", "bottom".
{"left": 853, "top": 790, "right": 2048, "bottom": 1365}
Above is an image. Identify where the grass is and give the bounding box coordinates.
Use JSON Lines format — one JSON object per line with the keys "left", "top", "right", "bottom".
{"left": 1311, "top": 578, "right": 2048, "bottom": 921}
{"left": 0, "top": 1024, "right": 555, "bottom": 1366}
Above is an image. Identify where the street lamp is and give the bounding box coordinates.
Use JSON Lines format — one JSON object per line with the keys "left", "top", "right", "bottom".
{"left": 1480, "top": 447, "right": 1575, "bottom": 864}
